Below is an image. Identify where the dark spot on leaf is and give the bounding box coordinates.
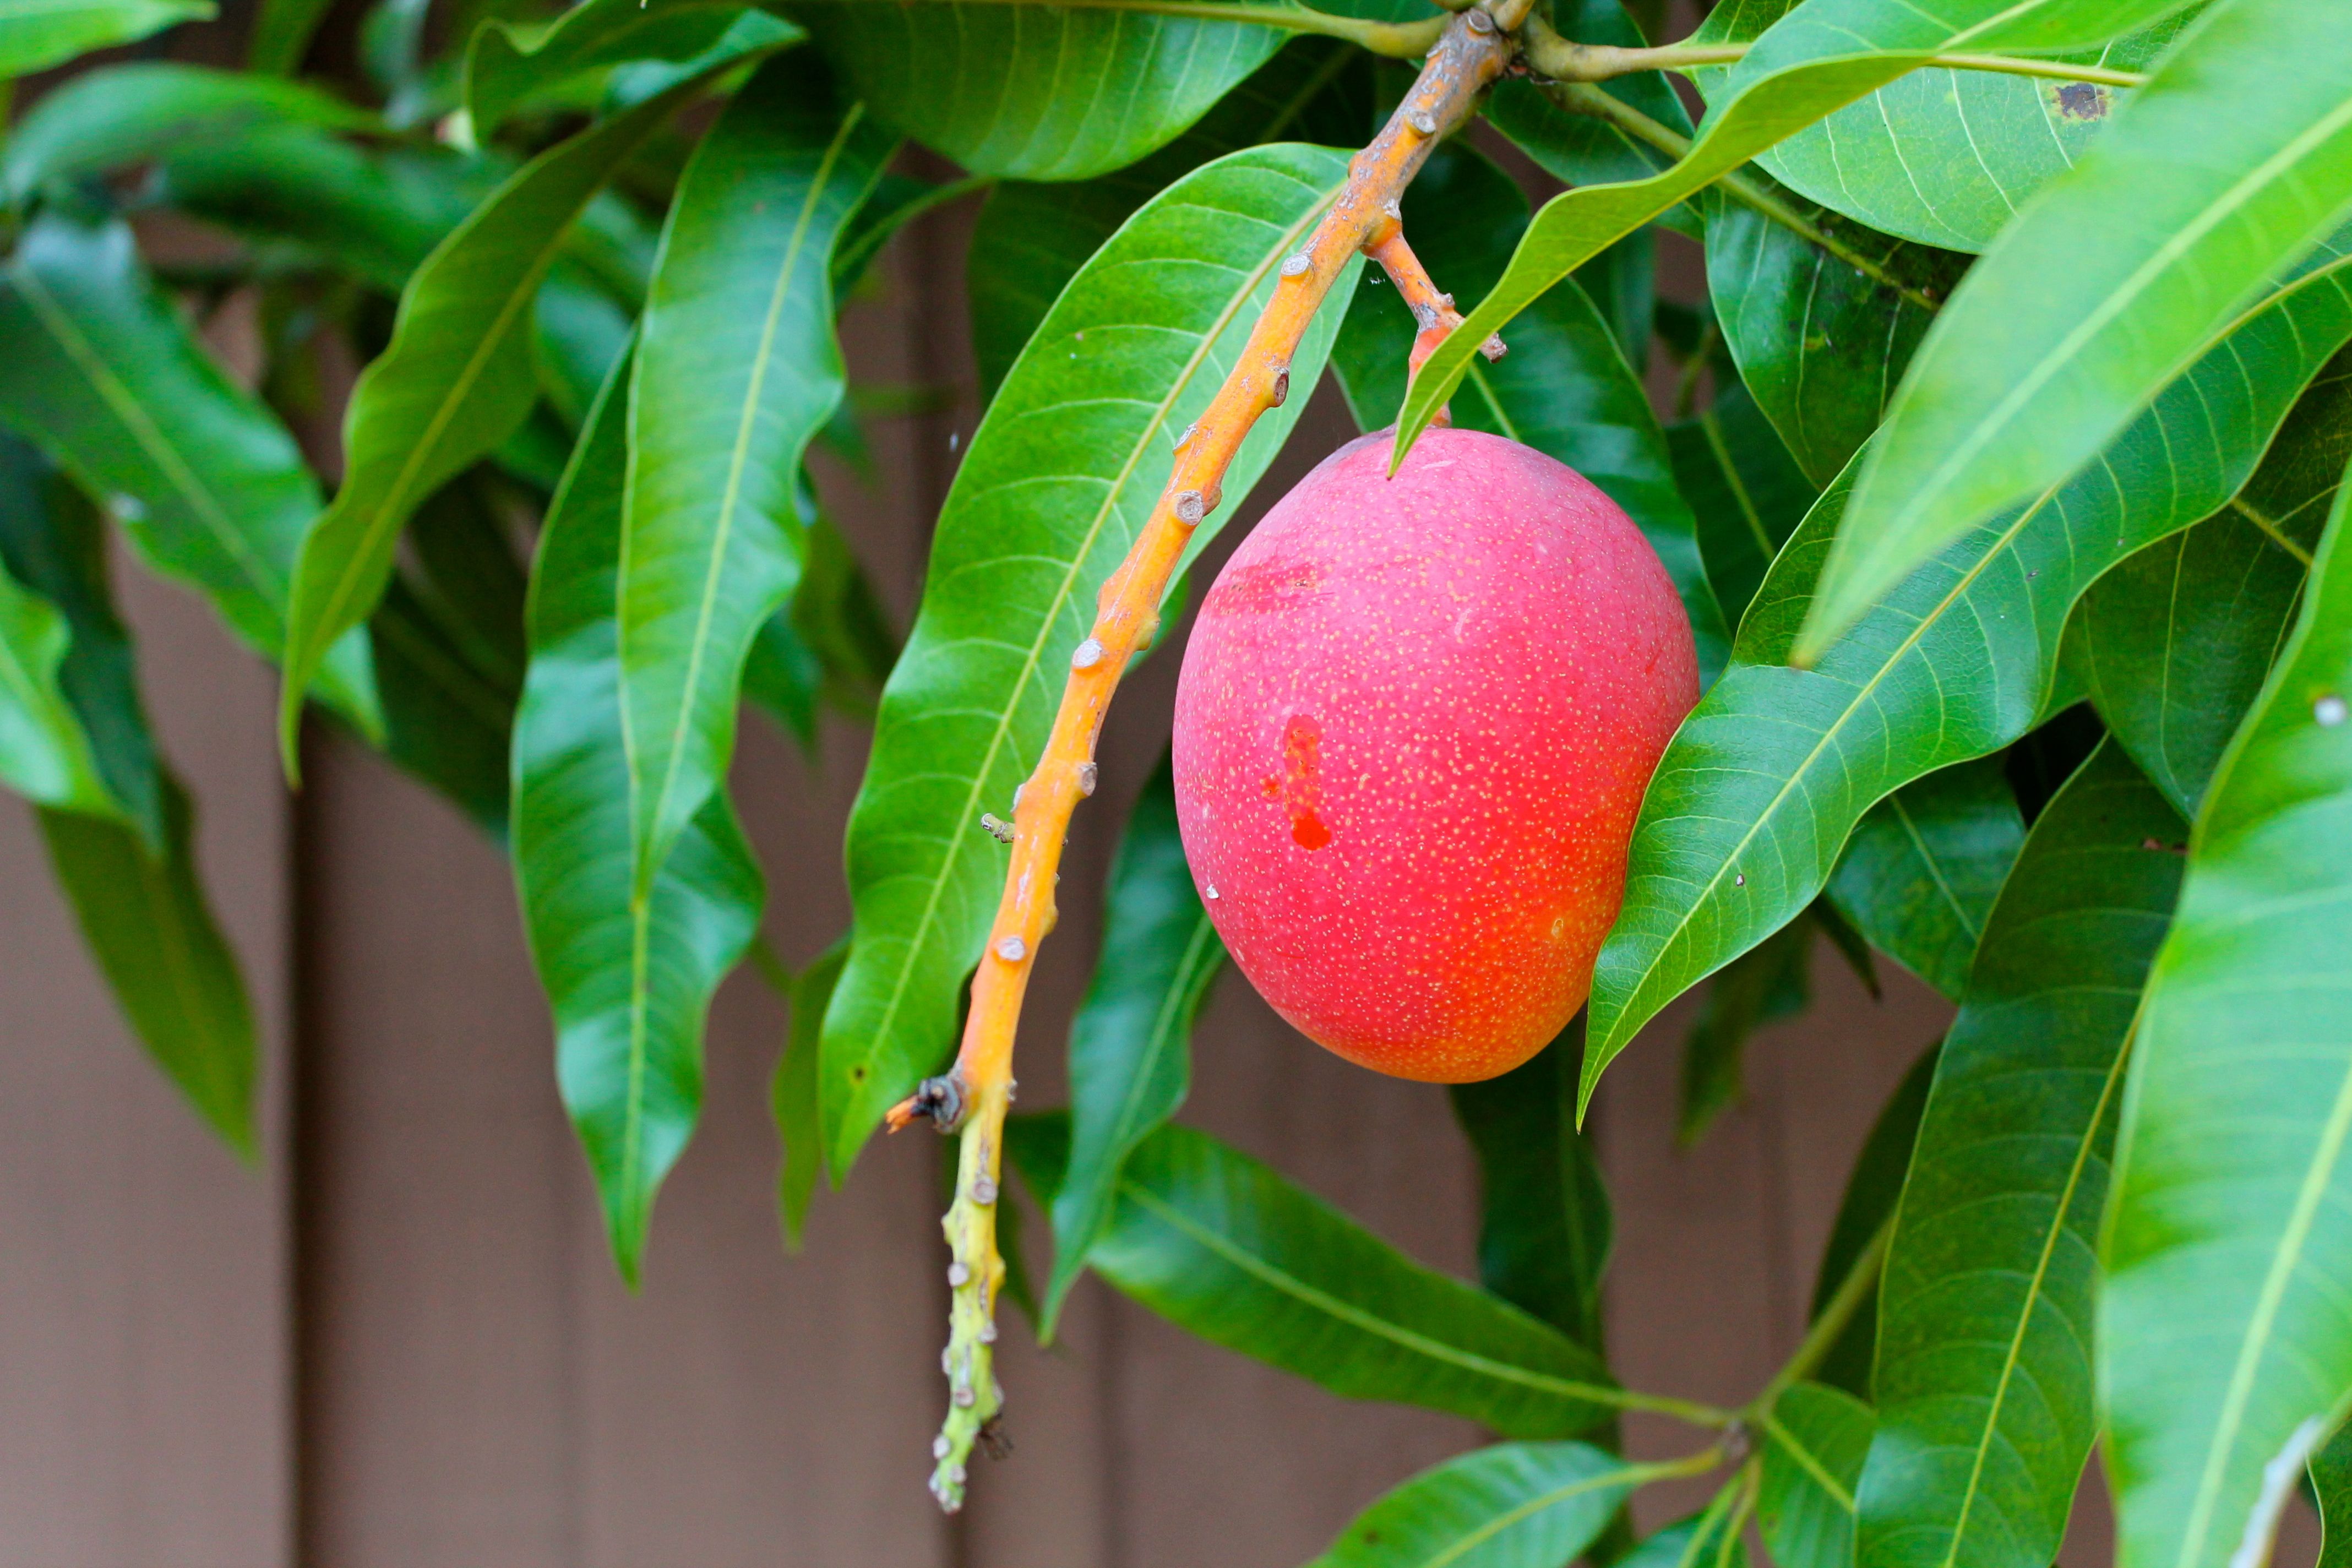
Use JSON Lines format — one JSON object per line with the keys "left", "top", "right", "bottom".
{"left": 2056, "top": 81, "right": 2109, "bottom": 120}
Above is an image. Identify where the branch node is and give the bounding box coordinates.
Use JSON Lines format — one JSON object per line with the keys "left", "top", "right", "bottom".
{"left": 979, "top": 813, "right": 1014, "bottom": 843}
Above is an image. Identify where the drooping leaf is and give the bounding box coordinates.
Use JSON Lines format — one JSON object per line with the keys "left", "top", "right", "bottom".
{"left": 1858, "top": 739, "right": 2186, "bottom": 1568}
{"left": 1692, "top": 1, "right": 2197, "bottom": 253}
{"left": 1671, "top": 380, "right": 1819, "bottom": 632}
{"left": 0, "top": 210, "right": 378, "bottom": 728}
{"left": 1826, "top": 756, "right": 2026, "bottom": 1001}
{"left": 512, "top": 345, "right": 764, "bottom": 1283}
{"left": 966, "top": 36, "right": 1371, "bottom": 403}
{"left": 1397, "top": 0, "right": 2198, "bottom": 462}
{"left": 618, "top": 51, "right": 890, "bottom": 899}
{"left": 1330, "top": 140, "right": 1729, "bottom": 682}
{"left": 1043, "top": 753, "right": 1224, "bottom": 1335}
{"left": 246, "top": 0, "right": 325, "bottom": 73}
{"left": 1701, "top": 181, "right": 1966, "bottom": 489}
{"left": 1308, "top": 1441, "right": 1644, "bottom": 1568}
{"left": 1761, "top": 1381, "right": 1873, "bottom": 1568}
{"left": 821, "top": 143, "right": 1362, "bottom": 1174}
{"left": 774, "top": 937, "right": 843, "bottom": 1251}
{"left": 794, "top": 0, "right": 1285, "bottom": 181}
{"left": 1678, "top": 913, "right": 1811, "bottom": 1146}
{"left": 2100, "top": 461, "right": 2352, "bottom": 1568}
{"left": 280, "top": 56, "right": 758, "bottom": 773}
{"left": 1811, "top": 1041, "right": 1941, "bottom": 1401}
{"left": 0, "top": 466, "right": 118, "bottom": 819}
{"left": 1800, "top": 0, "right": 2352, "bottom": 657}
{"left": 1450, "top": 1019, "right": 1613, "bottom": 1352}
{"left": 0, "top": 0, "right": 208, "bottom": 79}
{"left": 1580, "top": 223, "right": 2352, "bottom": 1095}
{"left": 465, "top": 0, "right": 801, "bottom": 134}
{"left": 1087, "top": 1123, "right": 1619, "bottom": 1438}
{"left": 2072, "top": 356, "right": 2352, "bottom": 819}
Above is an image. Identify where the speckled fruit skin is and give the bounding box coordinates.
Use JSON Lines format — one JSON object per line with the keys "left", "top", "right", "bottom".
{"left": 1171, "top": 427, "right": 1698, "bottom": 1083}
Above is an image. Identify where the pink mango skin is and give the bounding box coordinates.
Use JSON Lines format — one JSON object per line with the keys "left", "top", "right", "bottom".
{"left": 1171, "top": 427, "right": 1698, "bottom": 1084}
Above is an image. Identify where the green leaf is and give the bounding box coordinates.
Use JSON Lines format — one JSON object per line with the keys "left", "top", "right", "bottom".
{"left": 1678, "top": 913, "right": 1811, "bottom": 1145}
{"left": 2313, "top": 1423, "right": 2352, "bottom": 1568}
{"left": 1614, "top": 1507, "right": 1752, "bottom": 1568}
{"left": 1330, "top": 140, "right": 1729, "bottom": 682}
{"left": 1397, "top": 0, "right": 2186, "bottom": 463}
{"left": 0, "top": 473, "right": 117, "bottom": 819}
{"left": 774, "top": 937, "right": 843, "bottom": 1250}
{"left": 966, "top": 36, "right": 1371, "bottom": 404}
{"left": 39, "top": 774, "right": 258, "bottom": 1156}
{"left": 1692, "top": 1, "right": 2196, "bottom": 253}
{"left": 1307, "top": 1441, "right": 1644, "bottom": 1568}
{"left": 2100, "top": 461, "right": 2352, "bottom": 1568}
{"left": 1800, "top": 0, "right": 2352, "bottom": 658}
{"left": 1811, "top": 1041, "right": 1940, "bottom": 1401}
{"left": 1762, "top": 1382, "right": 1873, "bottom": 1568}
{"left": 0, "top": 0, "right": 208, "bottom": 79}
{"left": 1, "top": 63, "right": 372, "bottom": 204}
{"left": 246, "top": 0, "right": 326, "bottom": 73}
{"left": 1580, "top": 222, "right": 2352, "bottom": 1098}
{"left": 513, "top": 345, "right": 764, "bottom": 1283}
{"left": 1670, "top": 380, "right": 1819, "bottom": 633}
{"left": 1826, "top": 756, "right": 2026, "bottom": 1001}
{"left": 794, "top": 0, "right": 1284, "bottom": 181}
{"left": 1859, "top": 739, "right": 2186, "bottom": 1568}
{"left": 1701, "top": 181, "right": 1966, "bottom": 489}
{"left": 1449, "top": 1020, "right": 1613, "bottom": 1352}
{"left": 1088, "top": 1123, "right": 1620, "bottom": 1438}
{"left": 280, "top": 57, "right": 752, "bottom": 775}
{"left": 821, "top": 142, "right": 1361, "bottom": 1174}
{"left": 1043, "top": 752, "right": 1224, "bottom": 1335}
{"left": 466, "top": 0, "right": 801, "bottom": 135}
{"left": 619, "top": 51, "right": 890, "bottom": 899}
{"left": 0, "top": 210, "right": 378, "bottom": 729}
{"left": 2072, "top": 358, "right": 2352, "bottom": 819}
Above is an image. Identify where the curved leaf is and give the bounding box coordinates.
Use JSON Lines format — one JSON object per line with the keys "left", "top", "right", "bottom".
{"left": 1672, "top": 380, "right": 1818, "bottom": 633}
{"left": 0, "top": 211, "right": 377, "bottom": 727}
{"left": 1802, "top": 0, "right": 2352, "bottom": 657}
{"left": 794, "top": 0, "right": 1284, "bottom": 181}
{"left": 1762, "top": 1382, "right": 1872, "bottom": 1568}
{"left": 2100, "top": 462, "right": 2352, "bottom": 1568}
{"left": 1581, "top": 226, "right": 2352, "bottom": 1096}
{"left": 1309, "top": 1441, "right": 1642, "bottom": 1568}
{"left": 466, "top": 0, "right": 801, "bottom": 134}
{"left": 0, "top": 0, "right": 207, "bottom": 78}
{"left": 1044, "top": 753, "right": 1224, "bottom": 1333}
{"left": 280, "top": 58, "right": 751, "bottom": 772}
{"left": 821, "top": 142, "right": 1360, "bottom": 1172}
{"left": 1088, "top": 1123, "right": 1619, "bottom": 1438}
{"left": 2314, "top": 1423, "right": 2352, "bottom": 1568}
{"left": 1858, "top": 739, "right": 2186, "bottom": 1568}
{"left": 1397, "top": 0, "right": 2187, "bottom": 464}
{"left": 2072, "top": 357, "right": 2352, "bottom": 818}
{"left": 773, "top": 938, "right": 845, "bottom": 1250}
{"left": 0, "top": 515, "right": 114, "bottom": 816}
{"left": 513, "top": 346, "right": 764, "bottom": 1283}
{"left": 619, "top": 51, "right": 890, "bottom": 897}
{"left": 1826, "top": 756, "right": 2024, "bottom": 1001}
{"left": 1616, "top": 1507, "right": 1751, "bottom": 1568}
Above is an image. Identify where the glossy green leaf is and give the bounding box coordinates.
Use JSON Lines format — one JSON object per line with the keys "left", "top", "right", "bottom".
{"left": 1802, "top": 0, "right": 2352, "bottom": 658}
{"left": 0, "top": 496, "right": 116, "bottom": 818}
{"left": 1812, "top": 1041, "right": 1941, "bottom": 1401}
{"left": 1044, "top": 753, "right": 1223, "bottom": 1334}
{"left": 1693, "top": 1, "right": 2196, "bottom": 253}
{"left": 1701, "top": 182, "right": 1966, "bottom": 489}
{"left": 0, "top": 210, "right": 378, "bottom": 728}
{"left": 466, "top": 0, "right": 801, "bottom": 134}
{"left": 1826, "top": 756, "right": 2025, "bottom": 1001}
{"left": 1762, "top": 1382, "right": 1872, "bottom": 1568}
{"left": 2072, "top": 358, "right": 2352, "bottom": 819}
{"left": 1614, "top": 1507, "right": 1752, "bottom": 1568}
{"left": 280, "top": 59, "right": 749, "bottom": 775}
{"left": 1678, "top": 913, "right": 1811, "bottom": 1146}
{"left": 966, "top": 36, "right": 1371, "bottom": 403}
{"left": 1330, "top": 141, "right": 1729, "bottom": 682}
{"left": 1, "top": 63, "right": 371, "bottom": 203}
{"left": 1859, "top": 739, "right": 2186, "bottom": 1568}
{"left": 1450, "top": 1020, "right": 1613, "bottom": 1352}
{"left": 1088, "top": 1123, "right": 1619, "bottom": 1438}
{"left": 1308, "top": 1441, "right": 1642, "bottom": 1568}
{"left": 2313, "top": 1423, "right": 2352, "bottom": 1568}
{"left": 794, "top": 0, "right": 1283, "bottom": 181}
{"left": 619, "top": 52, "right": 889, "bottom": 897}
{"left": 0, "top": 0, "right": 207, "bottom": 79}
{"left": 1398, "top": 0, "right": 2188, "bottom": 463}
{"left": 2100, "top": 462, "right": 2352, "bottom": 1568}
{"left": 513, "top": 347, "right": 764, "bottom": 1283}
{"left": 773, "top": 938, "right": 843, "bottom": 1251}
{"left": 821, "top": 143, "right": 1360, "bottom": 1173}
{"left": 1671, "top": 380, "right": 1819, "bottom": 633}
{"left": 1581, "top": 224, "right": 2352, "bottom": 1097}
{"left": 246, "top": 0, "right": 325, "bottom": 72}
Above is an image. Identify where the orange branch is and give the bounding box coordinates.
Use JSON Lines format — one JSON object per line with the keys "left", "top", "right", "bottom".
{"left": 895, "top": 1, "right": 1521, "bottom": 1512}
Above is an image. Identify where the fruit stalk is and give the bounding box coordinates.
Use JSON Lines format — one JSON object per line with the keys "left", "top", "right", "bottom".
{"left": 889, "top": 0, "right": 1525, "bottom": 1511}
